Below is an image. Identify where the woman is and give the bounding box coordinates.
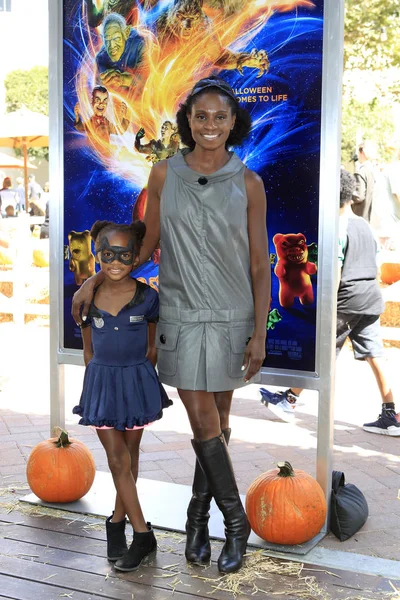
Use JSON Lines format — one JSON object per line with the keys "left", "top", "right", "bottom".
{"left": 73, "top": 76, "right": 270, "bottom": 573}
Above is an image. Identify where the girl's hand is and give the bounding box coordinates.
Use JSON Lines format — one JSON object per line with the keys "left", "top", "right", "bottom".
{"left": 146, "top": 346, "right": 157, "bottom": 367}
{"left": 242, "top": 335, "right": 266, "bottom": 382}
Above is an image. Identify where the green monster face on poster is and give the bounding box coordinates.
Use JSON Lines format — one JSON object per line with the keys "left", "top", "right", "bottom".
{"left": 96, "top": 13, "right": 146, "bottom": 93}
{"left": 104, "top": 19, "right": 130, "bottom": 62}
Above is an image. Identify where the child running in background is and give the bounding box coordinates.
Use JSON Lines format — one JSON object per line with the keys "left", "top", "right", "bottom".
{"left": 73, "top": 219, "right": 171, "bottom": 571}
{"left": 260, "top": 169, "right": 400, "bottom": 436}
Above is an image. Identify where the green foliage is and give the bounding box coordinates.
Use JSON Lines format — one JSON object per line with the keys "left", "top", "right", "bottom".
{"left": 342, "top": 1, "right": 400, "bottom": 162}
{"left": 341, "top": 97, "right": 395, "bottom": 164}
{"left": 13, "top": 145, "right": 49, "bottom": 163}
{"left": 344, "top": 0, "right": 400, "bottom": 71}
{"left": 4, "top": 66, "right": 48, "bottom": 114}
{"left": 4, "top": 66, "right": 49, "bottom": 161}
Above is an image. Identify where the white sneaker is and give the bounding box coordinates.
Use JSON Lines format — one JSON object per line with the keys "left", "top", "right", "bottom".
{"left": 266, "top": 398, "right": 295, "bottom": 422}
{"left": 260, "top": 388, "right": 297, "bottom": 411}
{"left": 260, "top": 389, "right": 296, "bottom": 423}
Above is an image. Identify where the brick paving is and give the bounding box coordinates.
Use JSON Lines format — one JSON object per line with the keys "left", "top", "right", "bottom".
{"left": 0, "top": 322, "right": 400, "bottom": 564}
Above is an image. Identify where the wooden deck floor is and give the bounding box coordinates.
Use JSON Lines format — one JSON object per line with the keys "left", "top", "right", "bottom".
{"left": 0, "top": 507, "right": 398, "bottom": 600}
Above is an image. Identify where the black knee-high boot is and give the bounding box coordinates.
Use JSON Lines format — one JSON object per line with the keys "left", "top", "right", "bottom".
{"left": 185, "top": 428, "right": 231, "bottom": 565}
{"left": 191, "top": 434, "right": 250, "bottom": 574}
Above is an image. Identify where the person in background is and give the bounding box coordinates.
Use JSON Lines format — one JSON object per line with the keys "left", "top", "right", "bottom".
{"left": 370, "top": 143, "right": 400, "bottom": 250}
{"left": 29, "top": 177, "right": 46, "bottom": 217}
{"left": 261, "top": 169, "right": 400, "bottom": 437}
{"left": 15, "top": 177, "right": 26, "bottom": 211}
{"left": 41, "top": 182, "right": 50, "bottom": 202}
{"left": 0, "top": 177, "right": 17, "bottom": 217}
{"left": 28, "top": 174, "right": 43, "bottom": 204}
{"left": 5, "top": 205, "right": 16, "bottom": 218}
{"left": 40, "top": 187, "right": 50, "bottom": 239}
{"left": 351, "top": 141, "right": 377, "bottom": 223}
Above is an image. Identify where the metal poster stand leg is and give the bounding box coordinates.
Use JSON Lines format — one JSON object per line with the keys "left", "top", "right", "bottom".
{"left": 49, "top": 0, "right": 66, "bottom": 434}
{"left": 315, "top": 0, "right": 345, "bottom": 522}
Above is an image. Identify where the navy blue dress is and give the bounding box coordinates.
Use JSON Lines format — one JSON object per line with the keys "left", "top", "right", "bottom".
{"left": 73, "top": 281, "right": 171, "bottom": 431}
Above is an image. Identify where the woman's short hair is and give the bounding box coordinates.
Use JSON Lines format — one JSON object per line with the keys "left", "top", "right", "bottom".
{"left": 176, "top": 77, "right": 252, "bottom": 150}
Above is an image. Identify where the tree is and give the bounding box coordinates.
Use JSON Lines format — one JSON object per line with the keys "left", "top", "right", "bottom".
{"left": 4, "top": 66, "right": 49, "bottom": 161}
{"left": 342, "top": 0, "right": 400, "bottom": 162}
{"left": 344, "top": 0, "right": 400, "bottom": 71}
{"left": 341, "top": 96, "right": 395, "bottom": 165}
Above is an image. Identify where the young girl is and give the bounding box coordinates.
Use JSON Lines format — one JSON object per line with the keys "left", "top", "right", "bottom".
{"left": 73, "top": 219, "right": 171, "bottom": 572}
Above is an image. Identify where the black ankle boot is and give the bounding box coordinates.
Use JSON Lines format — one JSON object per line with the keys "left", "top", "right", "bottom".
{"left": 185, "top": 428, "right": 231, "bottom": 565}
{"left": 192, "top": 434, "right": 250, "bottom": 574}
{"left": 106, "top": 513, "right": 128, "bottom": 562}
{"left": 114, "top": 523, "right": 157, "bottom": 572}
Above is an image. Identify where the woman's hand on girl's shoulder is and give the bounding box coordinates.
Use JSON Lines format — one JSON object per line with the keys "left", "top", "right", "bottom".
{"left": 72, "top": 271, "right": 105, "bottom": 325}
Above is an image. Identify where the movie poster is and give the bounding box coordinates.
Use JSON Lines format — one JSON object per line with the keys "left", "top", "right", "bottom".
{"left": 63, "top": 0, "right": 324, "bottom": 373}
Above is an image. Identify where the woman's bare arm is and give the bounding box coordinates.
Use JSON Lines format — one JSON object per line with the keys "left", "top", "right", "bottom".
{"left": 242, "top": 169, "right": 271, "bottom": 381}
{"left": 139, "top": 160, "right": 167, "bottom": 265}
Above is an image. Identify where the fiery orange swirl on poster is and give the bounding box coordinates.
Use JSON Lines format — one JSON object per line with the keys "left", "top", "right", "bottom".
{"left": 74, "top": 0, "right": 314, "bottom": 188}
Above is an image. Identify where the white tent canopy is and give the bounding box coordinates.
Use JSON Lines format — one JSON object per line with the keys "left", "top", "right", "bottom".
{"left": 0, "top": 107, "right": 49, "bottom": 208}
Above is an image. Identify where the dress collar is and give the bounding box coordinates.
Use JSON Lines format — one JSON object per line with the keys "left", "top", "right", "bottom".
{"left": 88, "top": 279, "right": 147, "bottom": 319}
{"left": 168, "top": 149, "right": 245, "bottom": 184}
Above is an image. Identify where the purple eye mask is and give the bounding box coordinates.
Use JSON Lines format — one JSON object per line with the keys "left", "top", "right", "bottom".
{"left": 97, "top": 236, "right": 134, "bottom": 265}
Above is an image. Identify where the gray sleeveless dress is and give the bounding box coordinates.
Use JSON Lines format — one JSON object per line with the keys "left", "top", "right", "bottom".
{"left": 156, "top": 150, "right": 255, "bottom": 392}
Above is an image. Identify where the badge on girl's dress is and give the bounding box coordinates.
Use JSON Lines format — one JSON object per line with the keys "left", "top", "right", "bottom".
{"left": 93, "top": 317, "right": 104, "bottom": 328}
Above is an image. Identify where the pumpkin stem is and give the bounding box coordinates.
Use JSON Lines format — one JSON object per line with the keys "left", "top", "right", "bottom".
{"left": 277, "top": 461, "right": 295, "bottom": 477}
{"left": 54, "top": 429, "right": 72, "bottom": 448}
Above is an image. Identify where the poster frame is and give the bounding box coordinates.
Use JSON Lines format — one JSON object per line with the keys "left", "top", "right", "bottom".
{"left": 49, "top": 0, "right": 345, "bottom": 516}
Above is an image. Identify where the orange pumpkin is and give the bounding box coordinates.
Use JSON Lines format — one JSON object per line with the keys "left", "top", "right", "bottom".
{"left": 26, "top": 429, "right": 96, "bottom": 503}
{"left": 380, "top": 262, "right": 400, "bottom": 285}
{"left": 245, "top": 461, "right": 326, "bottom": 545}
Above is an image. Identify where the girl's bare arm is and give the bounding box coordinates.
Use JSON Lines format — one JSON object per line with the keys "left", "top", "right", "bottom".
{"left": 146, "top": 322, "right": 157, "bottom": 366}
{"left": 81, "top": 325, "right": 93, "bottom": 366}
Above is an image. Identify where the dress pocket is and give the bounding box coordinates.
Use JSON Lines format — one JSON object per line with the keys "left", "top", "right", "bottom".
{"left": 155, "top": 322, "right": 181, "bottom": 377}
{"left": 228, "top": 324, "right": 254, "bottom": 379}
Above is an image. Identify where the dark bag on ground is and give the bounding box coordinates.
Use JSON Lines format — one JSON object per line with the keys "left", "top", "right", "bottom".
{"left": 330, "top": 470, "right": 368, "bottom": 541}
